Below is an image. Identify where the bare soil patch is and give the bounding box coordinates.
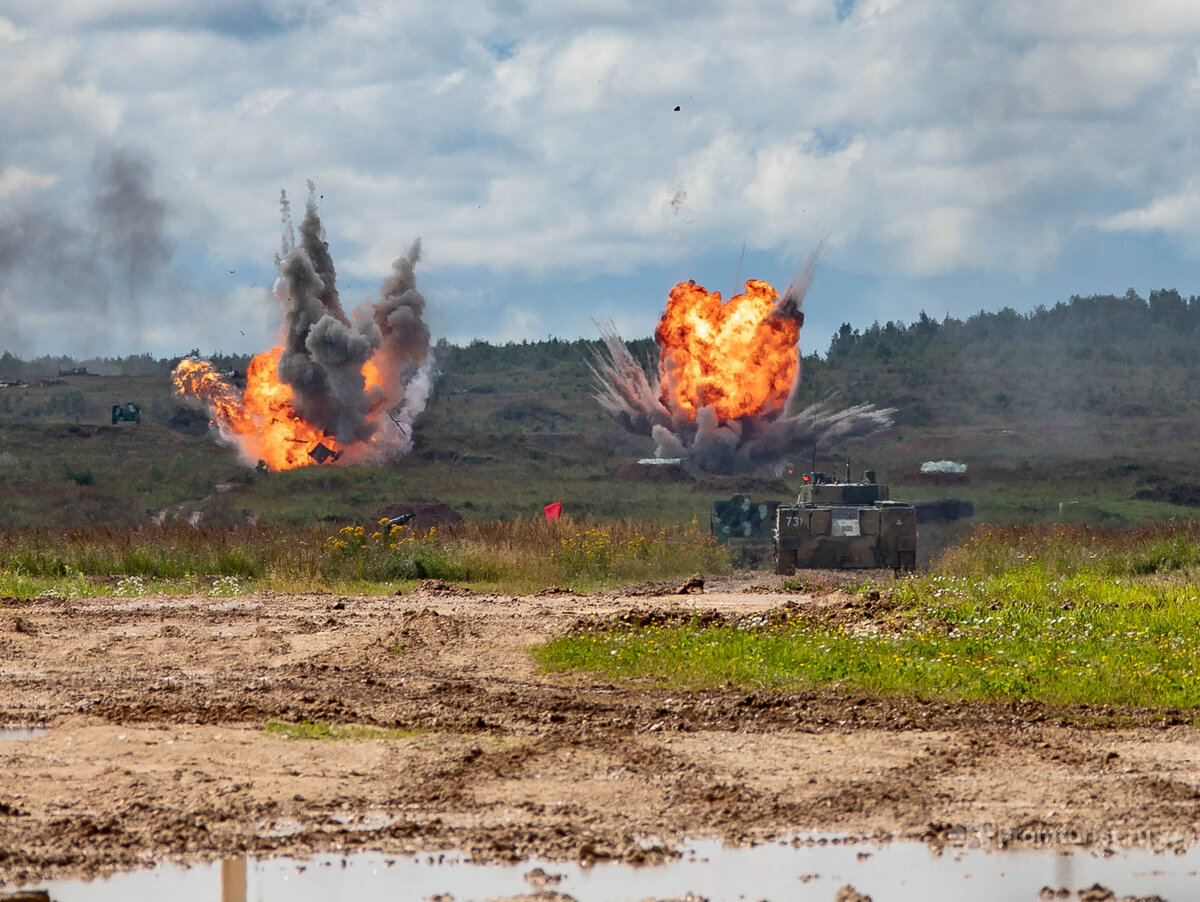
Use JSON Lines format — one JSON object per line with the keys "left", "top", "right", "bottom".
{"left": 3, "top": 574, "right": 1200, "bottom": 885}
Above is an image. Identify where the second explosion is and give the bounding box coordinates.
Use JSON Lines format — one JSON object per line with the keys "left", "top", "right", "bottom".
{"left": 591, "top": 251, "right": 892, "bottom": 474}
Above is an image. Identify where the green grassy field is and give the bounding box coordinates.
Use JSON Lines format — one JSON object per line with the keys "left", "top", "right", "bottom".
{"left": 534, "top": 524, "right": 1200, "bottom": 710}
{"left": 0, "top": 350, "right": 736, "bottom": 529}
{"left": 2, "top": 345, "right": 1199, "bottom": 543}
{"left": 0, "top": 517, "right": 729, "bottom": 599}
{"left": 3, "top": 329, "right": 1200, "bottom": 579}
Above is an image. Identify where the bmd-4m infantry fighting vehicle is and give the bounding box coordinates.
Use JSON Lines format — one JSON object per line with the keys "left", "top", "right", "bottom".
{"left": 774, "top": 468, "right": 917, "bottom": 574}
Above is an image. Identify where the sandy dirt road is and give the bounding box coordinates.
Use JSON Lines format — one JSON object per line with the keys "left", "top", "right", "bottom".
{"left": 3, "top": 575, "right": 1200, "bottom": 886}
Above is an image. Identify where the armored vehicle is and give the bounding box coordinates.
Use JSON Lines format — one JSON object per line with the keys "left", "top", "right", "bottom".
{"left": 774, "top": 468, "right": 916, "bottom": 574}
{"left": 111, "top": 402, "right": 141, "bottom": 425}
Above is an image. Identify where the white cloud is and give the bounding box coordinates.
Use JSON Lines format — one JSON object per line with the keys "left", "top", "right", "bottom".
{"left": 1015, "top": 43, "right": 1171, "bottom": 115}
{"left": 435, "top": 69, "right": 467, "bottom": 94}
{"left": 0, "top": 166, "right": 57, "bottom": 198}
{"left": 885, "top": 205, "right": 981, "bottom": 276}
{"left": 466, "top": 304, "right": 544, "bottom": 345}
{"left": 4, "top": 0, "right": 1200, "bottom": 355}
{"left": 1099, "top": 184, "right": 1200, "bottom": 234}
{"left": 236, "top": 87, "right": 293, "bottom": 117}
{"left": 993, "top": 0, "right": 1200, "bottom": 40}
{"left": 0, "top": 16, "right": 25, "bottom": 41}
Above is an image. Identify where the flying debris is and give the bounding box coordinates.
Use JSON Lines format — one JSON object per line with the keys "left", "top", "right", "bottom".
{"left": 173, "top": 187, "right": 436, "bottom": 470}
{"left": 591, "top": 248, "right": 892, "bottom": 474}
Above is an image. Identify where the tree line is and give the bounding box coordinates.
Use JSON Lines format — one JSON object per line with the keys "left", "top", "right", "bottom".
{"left": 4, "top": 289, "right": 1198, "bottom": 427}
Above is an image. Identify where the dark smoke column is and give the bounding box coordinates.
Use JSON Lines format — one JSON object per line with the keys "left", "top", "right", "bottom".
{"left": 272, "top": 187, "right": 435, "bottom": 457}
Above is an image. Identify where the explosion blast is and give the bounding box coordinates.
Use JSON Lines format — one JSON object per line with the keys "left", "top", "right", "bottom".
{"left": 591, "top": 250, "right": 892, "bottom": 474}
{"left": 173, "top": 187, "right": 435, "bottom": 470}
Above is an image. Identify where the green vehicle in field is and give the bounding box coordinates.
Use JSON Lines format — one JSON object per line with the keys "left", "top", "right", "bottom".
{"left": 111, "top": 401, "right": 141, "bottom": 425}
{"left": 774, "top": 469, "right": 917, "bottom": 574}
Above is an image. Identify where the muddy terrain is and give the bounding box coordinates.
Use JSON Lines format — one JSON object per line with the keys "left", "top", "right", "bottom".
{"left": 3, "top": 575, "right": 1200, "bottom": 887}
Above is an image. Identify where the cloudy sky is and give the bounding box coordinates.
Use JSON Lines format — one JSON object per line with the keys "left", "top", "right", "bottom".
{"left": 2, "top": 0, "right": 1199, "bottom": 359}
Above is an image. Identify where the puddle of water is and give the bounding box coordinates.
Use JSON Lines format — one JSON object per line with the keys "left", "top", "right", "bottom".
{"left": 0, "top": 727, "right": 47, "bottom": 741}
{"left": 26, "top": 838, "right": 1200, "bottom": 902}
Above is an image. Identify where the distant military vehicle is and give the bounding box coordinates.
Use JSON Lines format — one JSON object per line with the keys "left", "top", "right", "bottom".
{"left": 111, "top": 402, "right": 141, "bottom": 425}
{"left": 774, "top": 468, "right": 917, "bottom": 574}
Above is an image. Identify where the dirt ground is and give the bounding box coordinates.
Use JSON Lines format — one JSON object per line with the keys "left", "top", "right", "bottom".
{"left": 3, "top": 573, "right": 1200, "bottom": 887}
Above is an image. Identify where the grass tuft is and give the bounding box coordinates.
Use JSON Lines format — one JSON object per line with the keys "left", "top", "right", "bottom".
{"left": 264, "top": 719, "right": 421, "bottom": 741}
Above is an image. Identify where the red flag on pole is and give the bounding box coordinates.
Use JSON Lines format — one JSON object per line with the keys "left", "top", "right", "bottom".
{"left": 544, "top": 501, "right": 562, "bottom": 521}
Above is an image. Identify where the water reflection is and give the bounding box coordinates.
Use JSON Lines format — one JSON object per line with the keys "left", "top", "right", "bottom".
{"left": 31, "top": 839, "right": 1200, "bottom": 902}
{"left": 221, "top": 858, "right": 246, "bottom": 902}
{"left": 0, "top": 727, "right": 48, "bottom": 741}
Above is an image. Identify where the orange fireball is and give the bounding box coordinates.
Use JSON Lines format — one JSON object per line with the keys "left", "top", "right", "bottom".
{"left": 655, "top": 279, "right": 800, "bottom": 421}
{"left": 173, "top": 350, "right": 353, "bottom": 470}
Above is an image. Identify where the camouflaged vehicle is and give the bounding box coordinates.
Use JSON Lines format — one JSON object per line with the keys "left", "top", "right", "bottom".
{"left": 774, "top": 469, "right": 917, "bottom": 574}
{"left": 711, "top": 494, "right": 781, "bottom": 568}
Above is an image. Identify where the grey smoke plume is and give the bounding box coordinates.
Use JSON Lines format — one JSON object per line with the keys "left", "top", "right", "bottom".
{"left": 92, "top": 150, "right": 172, "bottom": 319}
{"left": 368, "top": 240, "right": 432, "bottom": 375}
{"left": 270, "top": 187, "right": 434, "bottom": 457}
{"left": 0, "top": 147, "right": 173, "bottom": 354}
{"left": 590, "top": 252, "right": 892, "bottom": 474}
